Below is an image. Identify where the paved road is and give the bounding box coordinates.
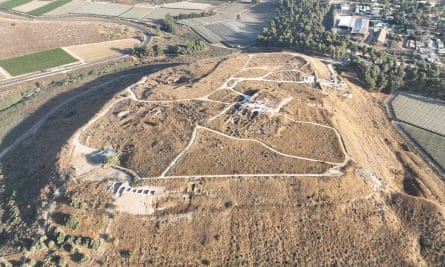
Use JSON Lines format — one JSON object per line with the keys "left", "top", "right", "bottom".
{"left": 0, "top": 10, "right": 153, "bottom": 89}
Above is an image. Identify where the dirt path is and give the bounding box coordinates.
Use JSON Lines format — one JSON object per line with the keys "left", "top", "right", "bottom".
{"left": 0, "top": 66, "right": 12, "bottom": 79}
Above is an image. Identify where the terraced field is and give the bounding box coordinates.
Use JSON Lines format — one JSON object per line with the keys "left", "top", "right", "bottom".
{"left": 71, "top": 2, "right": 131, "bottom": 16}
{"left": 392, "top": 93, "right": 445, "bottom": 135}
{"left": 27, "top": 0, "right": 72, "bottom": 16}
{"left": 390, "top": 92, "right": 445, "bottom": 172}
{"left": 177, "top": 0, "right": 277, "bottom": 47}
{"left": 12, "top": 0, "right": 49, "bottom": 12}
{"left": 0, "top": 0, "right": 32, "bottom": 8}
{"left": 43, "top": 0, "right": 85, "bottom": 15}
{"left": 119, "top": 6, "right": 153, "bottom": 19}
{"left": 399, "top": 122, "right": 445, "bottom": 169}
{"left": 0, "top": 48, "right": 77, "bottom": 76}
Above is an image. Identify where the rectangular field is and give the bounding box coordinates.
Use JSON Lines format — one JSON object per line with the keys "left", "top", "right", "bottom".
{"left": 71, "top": 2, "right": 132, "bottom": 16}
{"left": 392, "top": 93, "right": 445, "bottom": 135}
{"left": 119, "top": 6, "right": 153, "bottom": 19}
{"left": 191, "top": 0, "right": 225, "bottom": 5}
{"left": 162, "top": 1, "right": 211, "bottom": 10}
{"left": 27, "top": 0, "right": 71, "bottom": 15}
{"left": 179, "top": 1, "right": 276, "bottom": 46}
{"left": 143, "top": 7, "right": 202, "bottom": 20}
{"left": 0, "top": 0, "right": 33, "bottom": 9}
{"left": 12, "top": 0, "right": 50, "bottom": 12}
{"left": 0, "top": 48, "right": 77, "bottom": 76}
{"left": 43, "top": 0, "right": 85, "bottom": 15}
{"left": 399, "top": 122, "right": 445, "bottom": 170}
{"left": 64, "top": 38, "right": 139, "bottom": 62}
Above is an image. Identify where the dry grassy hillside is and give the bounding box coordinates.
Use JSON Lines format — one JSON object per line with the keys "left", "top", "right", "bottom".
{"left": 2, "top": 53, "right": 445, "bottom": 266}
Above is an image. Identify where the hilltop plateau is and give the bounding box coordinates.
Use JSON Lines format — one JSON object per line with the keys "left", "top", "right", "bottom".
{"left": 1, "top": 52, "right": 445, "bottom": 266}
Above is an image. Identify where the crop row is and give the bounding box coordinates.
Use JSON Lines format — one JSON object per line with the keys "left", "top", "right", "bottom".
{"left": 399, "top": 122, "right": 445, "bottom": 170}
{"left": 0, "top": 48, "right": 77, "bottom": 76}
{"left": 392, "top": 93, "right": 445, "bottom": 135}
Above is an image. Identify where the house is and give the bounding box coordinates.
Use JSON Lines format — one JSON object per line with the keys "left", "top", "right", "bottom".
{"left": 351, "top": 18, "right": 369, "bottom": 37}
{"left": 337, "top": 16, "right": 369, "bottom": 38}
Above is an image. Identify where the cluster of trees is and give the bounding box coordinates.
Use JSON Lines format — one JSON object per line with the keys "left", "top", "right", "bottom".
{"left": 176, "top": 40, "right": 207, "bottom": 55}
{"left": 132, "top": 44, "right": 164, "bottom": 58}
{"left": 257, "top": 0, "right": 348, "bottom": 57}
{"left": 177, "top": 11, "right": 215, "bottom": 20}
{"left": 350, "top": 53, "right": 405, "bottom": 93}
{"left": 161, "top": 12, "right": 216, "bottom": 33}
{"left": 385, "top": 0, "right": 445, "bottom": 43}
{"left": 161, "top": 14, "right": 175, "bottom": 33}
{"left": 391, "top": 0, "right": 433, "bottom": 34}
{"left": 404, "top": 59, "right": 445, "bottom": 98}
{"left": 25, "top": 223, "right": 100, "bottom": 265}
{"left": 258, "top": 0, "right": 445, "bottom": 97}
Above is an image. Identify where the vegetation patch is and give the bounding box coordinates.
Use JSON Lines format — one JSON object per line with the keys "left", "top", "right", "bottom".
{"left": 399, "top": 122, "right": 445, "bottom": 170}
{"left": 0, "top": 48, "right": 77, "bottom": 76}
{"left": 28, "top": 0, "right": 72, "bottom": 16}
{"left": 65, "top": 214, "right": 80, "bottom": 230}
{"left": 0, "top": 0, "right": 32, "bottom": 9}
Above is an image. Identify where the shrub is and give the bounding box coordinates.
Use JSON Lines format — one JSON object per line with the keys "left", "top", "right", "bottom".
{"left": 224, "top": 201, "right": 235, "bottom": 208}
{"left": 201, "top": 259, "right": 211, "bottom": 265}
{"left": 56, "top": 231, "right": 66, "bottom": 246}
{"left": 47, "top": 240, "right": 55, "bottom": 249}
{"left": 119, "top": 249, "right": 132, "bottom": 258}
{"left": 64, "top": 214, "right": 79, "bottom": 230}
{"left": 88, "top": 239, "right": 100, "bottom": 250}
{"left": 72, "top": 252, "right": 89, "bottom": 264}
{"left": 161, "top": 14, "right": 175, "bottom": 33}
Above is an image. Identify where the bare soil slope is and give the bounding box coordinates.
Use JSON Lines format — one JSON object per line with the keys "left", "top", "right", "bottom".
{"left": 3, "top": 53, "right": 445, "bottom": 266}
{"left": 58, "top": 53, "right": 444, "bottom": 265}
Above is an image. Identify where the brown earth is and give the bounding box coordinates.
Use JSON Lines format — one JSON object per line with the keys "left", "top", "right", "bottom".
{"left": 325, "top": 79, "right": 445, "bottom": 202}
{"left": 169, "top": 128, "right": 331, "bottom": 176}
{"left": 207, "top": 89, "right": 243, "bottom": 103}
{"left": 81, "top": 100, "right": 227, "bottom": 177}
{"left": 2, "top": 52, "right": 445, "bottom": 266}
{"left": 132, "top": 55, "right": 248, "bottom": 101}
{"left": 245, "top": 53, "right": 306, "bottom": 69}
{"left": 234, "top": 68, "right": 272, "bottom": 78}
{"left": 234, "top": 80, "right": 333, "bottom": 124}
{"left": 65, "top": 38, "right": 140, "bottom": 62}
{"left": 264, "top": 70, "right": 303, "bottom": 82}
{"left": 101, "top": 170, "right": 445, "bottom": 266}
{"left": 208, "top": 109, "right": 344, "bottom": 163}
{"left": 0, "top": 17, "right": 139, "bottom": 60}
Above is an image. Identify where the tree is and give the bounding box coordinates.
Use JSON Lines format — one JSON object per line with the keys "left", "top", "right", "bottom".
{"left": 133, "top": 45, "right": 164, "bottom": 58}
{"left": 161, "top": 14, "right": 175, "bottom": 33}
{"left": 65, "top": 214, "right": 79, "bottom": 230}
{"left": 176, "top": 40, "right": 207, "bottom": 55}
{"left": 153, "top": 44, "right": 164, "bottom": 57}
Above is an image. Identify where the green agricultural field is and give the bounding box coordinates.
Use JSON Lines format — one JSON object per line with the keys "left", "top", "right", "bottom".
{"left": 0, "top": 0, "right": 32, "bottom": 9}
{"left": 28, "top": 0, "right": 72, "bottom": 16}
{"left": 0, "top": 48, "right": 78, "bottom": 76}
{"left": 400, "top": 122, "right": 445, "bottom": 171}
